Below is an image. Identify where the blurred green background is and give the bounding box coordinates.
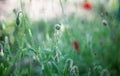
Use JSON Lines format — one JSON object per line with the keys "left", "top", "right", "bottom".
{"left": 0, "top": 0, "right": 120, "bottom": 76}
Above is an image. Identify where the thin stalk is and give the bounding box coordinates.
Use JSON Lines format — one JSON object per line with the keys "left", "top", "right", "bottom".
{"left": 59, "top": 0, "right": 65, "bottom": 18}
{"left": 29, "top": 57, "right": 32, "bottom": 76}
{"left": 20, "top": 0, "right": 22, "bottom": 9}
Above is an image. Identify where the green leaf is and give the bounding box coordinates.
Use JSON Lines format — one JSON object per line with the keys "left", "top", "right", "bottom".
{"left": 44, "top": 63, "right": 52, "bottom": 76}
{"left": 52, "top": 62, "right": 59, "bottom": 73}
{"left": 63, "top": 63, "right": 69, "bottom": 75}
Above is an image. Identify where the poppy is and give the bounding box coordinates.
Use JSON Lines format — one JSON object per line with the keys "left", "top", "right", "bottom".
{"left": 73, "top": 40, "right": 79, "bottom": 52}
{"left": 82, "top": 1, "right": 92, "bottom": 10}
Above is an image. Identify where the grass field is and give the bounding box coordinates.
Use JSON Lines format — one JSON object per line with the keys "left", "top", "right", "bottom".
{"left": 0, "top": 0, "right": 120, "bottom": 76}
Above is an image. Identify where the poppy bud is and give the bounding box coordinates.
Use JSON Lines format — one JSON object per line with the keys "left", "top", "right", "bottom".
{"left": 102, "top": 19, "right": 108, "bottom": 26}
{"left": 16, "top": 11, "right": 22, "bottom": 26}
{"left": 55, "top": 24, "right": 61, "bottom": 30}
{"left": 16, "top": 15, "right": 20, "bottom": 26}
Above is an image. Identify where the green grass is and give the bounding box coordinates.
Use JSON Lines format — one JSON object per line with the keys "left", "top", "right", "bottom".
{"left": 0, "top": 1, "right": 120, "bottom": 76}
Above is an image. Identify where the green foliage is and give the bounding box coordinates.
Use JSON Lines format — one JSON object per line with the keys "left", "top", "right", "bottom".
{"left": 0, "top": 0, "right": 120, "bottom": 76}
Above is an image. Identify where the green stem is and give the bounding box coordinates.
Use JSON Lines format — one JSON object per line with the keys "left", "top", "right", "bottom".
{"left": 59, "top": 0, "right": 65, "bottom": 18}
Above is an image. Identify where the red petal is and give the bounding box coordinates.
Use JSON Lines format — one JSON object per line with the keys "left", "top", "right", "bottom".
{"left": 82, "top": 2, "right": 92, "bottom": 10}
{"left": 73, "top": 40, "right": 79, "bottom": 52}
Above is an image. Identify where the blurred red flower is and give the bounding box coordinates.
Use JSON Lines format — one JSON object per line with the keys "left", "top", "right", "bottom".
{"left": 82, "top": 2, "right": 92, "bottom": 10}
{"left": 73, "top": 40, "right": 79, "bottom": 52}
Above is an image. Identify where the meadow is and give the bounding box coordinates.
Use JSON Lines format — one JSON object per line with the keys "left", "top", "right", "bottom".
{"left": 0, "top": 0, "right": 120, "bottom": 76}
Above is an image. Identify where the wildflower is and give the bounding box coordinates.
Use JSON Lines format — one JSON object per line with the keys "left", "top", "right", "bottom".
{"left": 54, "top": 24, "right": 64, "bottom": 39}
{"left": 73, "top": 40, "right": 79, "bottom": 51}
{"left": 82, "top": 1, "right": 92, "bottom": 10}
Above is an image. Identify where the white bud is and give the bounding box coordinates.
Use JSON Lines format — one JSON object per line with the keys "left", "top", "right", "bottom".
{"left": 55, "top": 24, "right": 61, "bottom": 30}
{"left": 5, "top": 36, "right": 9, "bottom": 44}
{"left": 41, "top": 64, "right": 44, "bottom": 70}
{"left": 102, "top": 19, "right": 108, "bottom": 26}
{"left": 0, "top": 50, "right": 4, "bottom": 57}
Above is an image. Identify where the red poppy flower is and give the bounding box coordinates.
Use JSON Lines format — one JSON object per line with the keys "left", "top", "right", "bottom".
{"left": 82, "top": 2, "right": 92, "bottom": 10}
{"left": 73, "top": 40, "right": 79, "bottom": 52}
